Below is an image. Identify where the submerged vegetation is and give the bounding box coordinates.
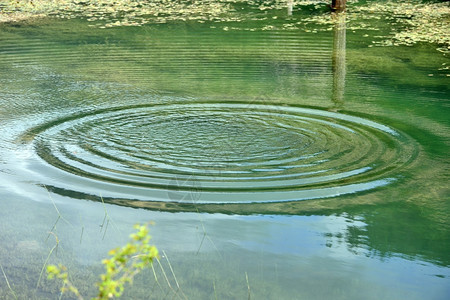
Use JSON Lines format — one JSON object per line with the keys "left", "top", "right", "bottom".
{"left": 351, "top": 1, "right": 449, "bottom": 53}
{"left": 1, "top": 0, "right": 449, "bottom": 53}
{"left": 0, "top": 0, "right": 237, "bottom": 25}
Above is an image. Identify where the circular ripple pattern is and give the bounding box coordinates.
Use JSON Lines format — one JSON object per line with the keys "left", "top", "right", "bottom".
{"left": 22, "top": 103, "right": 417, "bottom": 203}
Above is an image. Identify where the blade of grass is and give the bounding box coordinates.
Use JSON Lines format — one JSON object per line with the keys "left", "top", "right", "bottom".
{"left": 45, "top": 186, "right": 71, "bottom": 226}
{"left": 213, "top": 279, "right": 217, "bottom": 300}
{"left": 37, "top": 231, "right": 59, "bottom": 288}
{"left": 245, "top": 272, "right": 251, "bottom": 300}
{"left": 161, "top": 250, "right": 187, "bottom": 300}
{"left": 151, "top": 263, "right": 164, "bottom": 292}
{"left": 156, "top": 255, "right": 185, "bottom": 299}
{"left": 194, "top": 207, "right": 222, "bottom": 259}
{"left": 99, "top": 196, "right": 119, "bottom": 240}
{"left": 0, "top": 263, "right": 18, "bottom": 300}
{"left": 156, "top": 256, "right": 172, "bottom": 290}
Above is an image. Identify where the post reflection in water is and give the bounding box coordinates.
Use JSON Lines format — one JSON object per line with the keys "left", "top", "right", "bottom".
{"left": 331, "top": 12, "right": 346, "bottom": 109}
{"left": 287, "top": 0, "right": 293, "bottom": 16}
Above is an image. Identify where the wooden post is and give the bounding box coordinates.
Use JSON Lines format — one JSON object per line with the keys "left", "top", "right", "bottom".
{"left": 331, "top": 0, "right": 346, "bottom": 12}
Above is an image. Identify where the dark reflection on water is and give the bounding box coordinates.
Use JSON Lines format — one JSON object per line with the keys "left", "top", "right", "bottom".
{"left": 329, "top": 203, "right": 450, "bottom": 268}
{"left": 0, "top": 9, "right": 449, "bottom": 299}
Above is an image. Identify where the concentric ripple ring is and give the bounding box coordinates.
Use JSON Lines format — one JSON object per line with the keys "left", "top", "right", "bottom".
{"left": 19, "top": 102, "right": 418, "bottom": 203}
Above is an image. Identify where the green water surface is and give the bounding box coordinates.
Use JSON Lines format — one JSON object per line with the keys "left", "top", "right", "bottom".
{"left": 0, "top": 3, "right": 449, "bottom": 299}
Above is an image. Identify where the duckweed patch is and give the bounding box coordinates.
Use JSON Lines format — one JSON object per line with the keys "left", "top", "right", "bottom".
{"left": 1, "top": 1, "right": 449, "bottom": 53}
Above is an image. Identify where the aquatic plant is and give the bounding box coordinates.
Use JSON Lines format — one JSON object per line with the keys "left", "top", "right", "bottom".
{"left": 1, "top": 0, "right": 448, "bottom": 53}
{"left": 47, "top": 223, "right": 159, "bottom": 299}
{"left": 350, "top": 0, "right": 450, "bottom": 53}
{"left": 1, "top": 0, "right": 237, "bottom": 26}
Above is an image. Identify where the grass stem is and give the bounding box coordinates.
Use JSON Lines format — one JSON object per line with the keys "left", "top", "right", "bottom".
{"left": 37, "top": 232, "right": 59, "bottom": 288}
{"left": 245, "top": 272, "right": 251, "bottom": 300}
{"left": 0, "top": 263, "right": 18, "bottom": 300}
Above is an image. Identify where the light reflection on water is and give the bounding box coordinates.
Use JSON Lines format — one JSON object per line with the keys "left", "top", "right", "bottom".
{"left": 10, "top": 102, "right": 417, "bottom": 204}
{"left": 0, "top": 12, "right": 449, "bottom": 300}
{"left": 1, "top": 193, "right": 449, "bottom": 299}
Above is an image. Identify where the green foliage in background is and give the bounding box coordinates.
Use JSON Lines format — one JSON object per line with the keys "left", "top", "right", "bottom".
{"left": 47, "top": 223, "right": 159, "bottom": 299}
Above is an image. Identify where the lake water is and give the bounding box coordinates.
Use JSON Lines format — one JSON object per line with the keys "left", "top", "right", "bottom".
{"left": 0, "top": 4, "right": 449, "bottom": 299}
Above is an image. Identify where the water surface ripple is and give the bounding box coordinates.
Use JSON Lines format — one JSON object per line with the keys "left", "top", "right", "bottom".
{"left": 19, "top": 102, "right": 418, "bottom": 204}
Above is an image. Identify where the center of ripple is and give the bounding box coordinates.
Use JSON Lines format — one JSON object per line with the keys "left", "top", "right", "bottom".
{"left": 21, "top": 102, "right": 418, "bottom": 204}
{"left": 145, "top": 114, "right": 307, "bottom": 164}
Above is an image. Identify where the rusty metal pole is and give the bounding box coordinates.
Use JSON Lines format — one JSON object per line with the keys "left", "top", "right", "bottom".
{"left": 331, "top": 0, "right": 347, "bottom": 12}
